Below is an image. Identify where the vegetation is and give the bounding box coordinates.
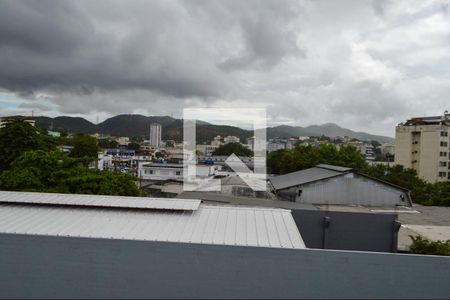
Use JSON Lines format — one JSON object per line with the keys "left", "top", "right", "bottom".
{"left": 409, "top": 235, "right": 450, "bottom": 256}
{"left": 0, "top": 120, "right": 144, "bottom": 197}
{"left": 267, "top": 144, "right": 450, "bottom": 206}
{"left": 69, "top": 134, "right": 100, "bottom": 159}
{"left": 98, "top": 138, "right": 119, "bottom": 149}
{"left": 0, "top": 119, "right": 57, "bottom": 171}
{"left": 127, "top": 142, "right": 141, "bottom": 151}
{"left": 213, "top": 142, "right": 253, "bottom": 157}
{"left": 267, "top": 144, "right": 366, "bottom": 174}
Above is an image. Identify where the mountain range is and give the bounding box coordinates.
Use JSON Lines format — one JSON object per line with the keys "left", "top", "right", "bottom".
{"left": 6, "top": 114, "right": 394, "bottom": 143}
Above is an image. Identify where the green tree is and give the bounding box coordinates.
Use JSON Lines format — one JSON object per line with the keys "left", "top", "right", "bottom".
{"left": 69, "top": 135, "right": 99, "bottom": 158}
{"left": 0, "top": 150, "right": 145, "bottom": 196}
{"left": 0, "top": 119, "right": 57, "bottom": 171}
{"left": 267, "top": 144, "right": 367, "bottom": 175}
{"left": 98, "top": 139, "right": 119, "bottom": 149}
{"left": 127, "top": 142, "right": 141, "bottom": 151}
{"left": 213, "top": 142, "right": 253, "bottom": 157}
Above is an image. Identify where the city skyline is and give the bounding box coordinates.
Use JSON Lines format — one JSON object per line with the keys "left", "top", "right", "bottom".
{"left": 1, "top": 1, "right": 450, "bottom": 137}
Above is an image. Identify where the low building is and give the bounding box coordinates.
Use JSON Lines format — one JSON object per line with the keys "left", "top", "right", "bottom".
{"left": 96, "top": 153, "right": 113, "bottom": 171}
{"left": 224, "top": 135, "right": 240, "bottom": 144}
{"left": 196, "top": 144, "right": 219, "bottom": 156}
{"left": 269, "top": 164, "right": 412, "bottom": 207}
{"left": 0, "top": 118, "right": 36, "bottom": 128}
{"left": 138, "top": 162, "right": 217, "bottom": 182}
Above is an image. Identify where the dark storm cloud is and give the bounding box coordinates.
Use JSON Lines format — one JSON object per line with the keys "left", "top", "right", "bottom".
{"left": 0, "top": 0, "right": 301, "bottom": 99}
{"left": 1, "top": 0, "right": 450, "bottom": 137}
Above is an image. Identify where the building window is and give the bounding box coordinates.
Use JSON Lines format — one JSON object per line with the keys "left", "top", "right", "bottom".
{"left": 440, "top": 161, "right": 447, "bottom": 167}
{"left": 148, "top": 170, "right": 153, "bottom": 174}
{"left": 440, "top": 151, "right": 447, "bottom": 157}
{"left": 438, "top": 172, "right": 446, "bottom": 177}
{"left": 441, "top": 131, "right": 448, "bottom": 137}
{"left": 440, "top": 141, "right": 448, "bottom": 147}
{"left": 175, "top": 171, "right": 181, "bottom": 175}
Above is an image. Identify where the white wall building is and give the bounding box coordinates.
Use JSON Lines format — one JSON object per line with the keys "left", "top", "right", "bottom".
{"left": 224, "top": 136, "right": 240, "bottom": 144}
{"left": 115, "top": 137, "right": 130, "bottom": 147}
{"left": 138, "top": 163, "right": 217, "bottom": 181}
{"left": 150, "top": 123, "right": 162, "bottom": 148}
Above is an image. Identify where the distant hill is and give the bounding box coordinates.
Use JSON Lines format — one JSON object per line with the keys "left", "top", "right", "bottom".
{"left": 267, "top": 123, "right": 394, "bottom": 143}
{"left": 5, "top": 114, "right": 393, "bottom": 143}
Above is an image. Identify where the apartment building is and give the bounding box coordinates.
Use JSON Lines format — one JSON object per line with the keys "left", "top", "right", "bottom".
{"left": 395, "top": 112, "right": 450, "bottom": 182}
{"left": 149, "top": 123, "right": 162, "bottom": 148}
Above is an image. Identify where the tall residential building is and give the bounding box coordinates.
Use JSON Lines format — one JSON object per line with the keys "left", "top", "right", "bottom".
{"left": 149, "top": 123, "right": 162, "bottom": 148}
{"left": 395, "top": 112, "right": 450, "bottom": 182}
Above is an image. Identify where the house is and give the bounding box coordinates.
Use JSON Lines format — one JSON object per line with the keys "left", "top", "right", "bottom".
{"left": 269, "top": 164, "right": 412, "bottom": 207}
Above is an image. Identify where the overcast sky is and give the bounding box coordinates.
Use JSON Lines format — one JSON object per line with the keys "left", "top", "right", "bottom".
{"left": 0, "top": 0, "right": 449, "bottom": 137}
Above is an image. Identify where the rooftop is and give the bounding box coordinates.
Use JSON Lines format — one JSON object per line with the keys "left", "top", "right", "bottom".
{"left": 0, "top": 191, "right": 305, "bottom": 250}
{"left": 402, "top": 114, "right": 450, "bottom": 126}
{"left": 269, "top": 166, "right": 348, "bottom": 191}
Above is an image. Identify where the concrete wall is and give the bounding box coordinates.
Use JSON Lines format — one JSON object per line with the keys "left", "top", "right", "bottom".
{"left": 291, "top": 209, "right": 399, "bottom": 252}
{"left": 1, "top": 233, "right": 450, "bottom": 299}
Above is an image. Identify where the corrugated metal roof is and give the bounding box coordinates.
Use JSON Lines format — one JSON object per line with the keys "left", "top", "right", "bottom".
{"left": 316, "top": 164, "right": 352, "bottom": 172}
{"left": 0, "top": 191, "right": 201, "bottom": 211}
{"left": 0, "top": 194, "right": 305, "bottom": 249}
{"left": 269, "top": 167, "right": 344, "bottom": 191}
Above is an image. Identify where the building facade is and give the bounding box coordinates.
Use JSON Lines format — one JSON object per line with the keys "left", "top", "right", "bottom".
{"left": 395, "top": 113, "right": 450, "bottom": 182}
{"left": 149, "top": 123, "right": 162, "bottom": 148}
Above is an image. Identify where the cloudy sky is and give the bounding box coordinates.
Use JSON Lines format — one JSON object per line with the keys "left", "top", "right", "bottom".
{"left": 0, "top": 0, "right": 449, "bottom": 137}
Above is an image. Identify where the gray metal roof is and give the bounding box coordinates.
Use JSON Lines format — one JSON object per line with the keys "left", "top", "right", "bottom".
{"left": 316, "top": 164, "right": 352, "bottom": 172}
{"left": 269, "top": 167, "right": 344, "bottom": 191}
{"left": 0, "top": 193, "right": 305, "bottom": 249}
{"left": 0, "top": 191, "right": 201, "bottom": 211}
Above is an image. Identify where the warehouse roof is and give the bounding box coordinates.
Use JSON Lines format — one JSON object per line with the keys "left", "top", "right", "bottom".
{"left": 269, "top": 167, "right": 345, "bottom": 191}
{"left": 0, "top": 191, "right": 201, "bottom": 211}
{"left": 0, "top": 191, "right": 305, "bottom": 249}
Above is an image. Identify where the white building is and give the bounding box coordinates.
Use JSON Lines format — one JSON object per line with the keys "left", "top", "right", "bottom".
{"left": 0, "top": 118, "right": 35, "bottom": 128}
{"left": 150, "top": 123, "right": 162, "bottom": 148}
{"left": 96, "top": 153, "right": 113, "bottom": 171}
{"left": 381, "top": 143, "right": 395, "bottom": 156}
{"left": 196, "top": 144, "right": 219, "bottom": 157}
{"left": 224, "top": 136, "right": 240, "bottom": 144}
{"left": 210, "top": 135, "right": 222, "bottom": 147}
{"left": 138, "top": 163, "right": 217, "bottom": 181}
{"left": 115, "top": 137, "right": 130, "bottom": 147}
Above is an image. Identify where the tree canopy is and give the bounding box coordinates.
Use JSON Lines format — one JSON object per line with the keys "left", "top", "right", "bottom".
{"left": 0, "top": 119, "right": 57, "bottom": 171}
{"left": 0, "top": 120, "right": 144, "bottom": 197}
{"left": 98, "top": 138, "right": 119, "bottom": 149}
{"left": 0, "top": 150, "right": 144, "bottom": 196}
{"left": 212, "top": 142, "right": 253, "bottom": 157}
{"left": 69, "top": 134, "right": 100, "bottom": 158}
{"left": 267, "top": 144, "right": 366, "bottom": 174}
